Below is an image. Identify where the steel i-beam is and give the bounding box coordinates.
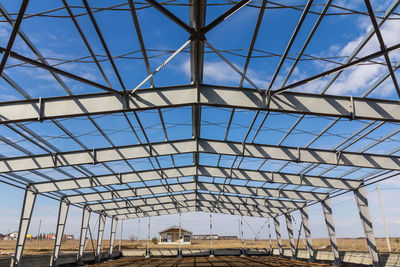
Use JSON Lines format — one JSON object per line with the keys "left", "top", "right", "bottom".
{"left": 300, "top": 206, "right": 314, "bottom": 262}
{"left": 108, "top": 217, "right": 118, "bottom": 259}
{"left": 50, "top": 200, "right": 70, "bottom": 267}
{"left": 273, "top": 216, "right": 283, "bottom": 256}
{"left": 354, "top": 186, "right": 380, "bottom": 267}
{"left": 284, "top": 213, "right": 296, "bottom": 259}
{"left": 11, "top": 189, "right": 37, "bottom": 267}
{"left": 95, "top": 213, "right": 106, "bottom": 262}
{"left": 77, "top": 206, "right": 91, "bottom": 264}
{"left": 322, "top": 198, "right": 341, "bottom": 265}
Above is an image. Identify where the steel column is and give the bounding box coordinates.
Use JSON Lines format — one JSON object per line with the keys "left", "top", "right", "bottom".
{"left": 11, "top": 189, "right": 37, "bottom": 267}
{"left": 108, "top": 217, "right": 117, "bottom": 259}
{"left": 321, "top": 199, "right": 341, "bottom": 265}
{"left": 77, "top": 207, "right": 91, "bottom": 264}
{"left": 50, "top": 200, "right": 70, "bottom": 267}
{"left": 354, "top": 186, "right": 380, "bottom": 267}
{"left": 300, "top": 206, "right": 314, "bottom": 261}
{"left": 284, "top": 213, "right": 296, "bottom": 259}
{"left": 95, "top": 213, "right": 106, "bottom": 262}
{"left": 273, "top": 216, "right": 283, "bottom": 256}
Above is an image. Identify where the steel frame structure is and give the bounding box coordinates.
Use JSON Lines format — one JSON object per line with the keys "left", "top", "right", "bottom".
{"left": 0, "top": 0, "right": 399, "bottom": 266}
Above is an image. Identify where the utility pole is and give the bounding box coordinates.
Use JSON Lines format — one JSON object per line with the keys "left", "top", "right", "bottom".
{"left": 137, "top": 218, "right": 140, "bottom": 245}
{"left": 268, "top": 218, "right": 272, "bottom": 254}
{"left": 377, "top": 184, "right": 391, "bottom": 251}
{"left": 146, "top": 217, "right": 150, "bottom": 258}
{"left": 209, "top": 213, "right": 214, "bottom": 257}
{"left": 178, "top": 213, "right": 182, "bottom": 257}
{"left": 36, "top": 219, "right": 41, "bottom": 245}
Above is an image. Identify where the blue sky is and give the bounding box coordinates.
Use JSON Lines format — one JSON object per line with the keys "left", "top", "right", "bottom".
{"left": 0, "top": 0, "right": 400, "bottom": 243}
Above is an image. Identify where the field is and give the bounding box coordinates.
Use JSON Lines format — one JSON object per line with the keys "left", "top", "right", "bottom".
{"left": 0, "top": 238, "right": 399, "bottom": 256}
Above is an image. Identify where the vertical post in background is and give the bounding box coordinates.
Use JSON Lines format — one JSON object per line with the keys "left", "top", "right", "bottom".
{"left": 178, "top": 213, "right": 182, "bottom": 257}
{"left": 273, "top": 216, "right": 283, "bottom": 257}
{"left": 137, "top": 218, "right": 140, "bottom": 245}
{"left": 268, "top": 217, "right": 272, "bottom": 255}
{"left": 11, "top": 188, "right": 37, "bottom": 267}
{"left": 36, "top": 220, "right": 41, "bottom": 246}
{"left": 284, "top": 213, "right": 296, "bottom": 259}
{"left": 209, "top": 213, "right": 214, "bottom": 257}
{"left": 50, "top": 200, "right": 70, "bottom": 267}
{"left": 119, "top": 220, "right": 123, "bottom": 252}
{"left": 321, "top": 198, "right": 341, "bottom": 265}
{"left": 354, "top": 186, "right": 380, "bottom": 267}
{"left": 240, "top": 215, "right": 245, "bottom": 256}
{"left": 300, "top": 206, "right": 314, "bottom": 262}
{"left": 108, "top": 217, "right": 117, "bottom": 259}
{"left": 377, "top": 184, "right": 391, "bottom": 252}
{"left": 145, "top": 217, "right": 150, "bottom": 258}
{"left": 95, "top": 213, "right": 106, "bottom": 262}
{"left": 77, "top": 206, "right": 91, "bottom": 265}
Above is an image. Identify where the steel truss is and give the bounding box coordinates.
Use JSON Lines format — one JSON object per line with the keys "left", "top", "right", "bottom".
{"left": 1, "top": 0, "right": 398, "bottom": 266}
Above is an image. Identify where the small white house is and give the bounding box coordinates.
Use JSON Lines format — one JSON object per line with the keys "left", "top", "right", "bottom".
{"left": 158, "top": 226, "right": 192, "bottom": 244}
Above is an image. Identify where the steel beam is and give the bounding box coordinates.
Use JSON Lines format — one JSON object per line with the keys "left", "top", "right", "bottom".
{"left": 189, "top": 0, "right": 206, "bottom": 84}
{"left": 300, "top": 206, "right": 314, "bottom": 261}
{"left": 95, "top": 213, "right": 106, "bottom": 262}
{"left": 77, "top": 206, "right": 91, "bottom": 264}
{"left": 273, "top": 216, "right": 283, "bottom": 256}
{"left": 50, "top": 200, "right": 70, "bottom": 267}
{"left": 3, "top": 137, "right": 395, "bottom": 174}
{"left": 65, "top": 181, "right": 196, "bottom": 204}
{"left": 198, "top": 139, "right": 400, "bottom": 171}
{"left": 321, "top": 198, "right": 341, "bottom": 265}
{"left": 0, "top": 0, "right": 29, "bottom": 75}
{"left": 197, "top": 182, "right": 327, "bottom": 201}
{"left": 116, "top": 206, "right": 196, "bottom": 220}
{"left": 31, "top": 165, "right": 360, "bottom": 193}
{"left": 11, "top": 189, "right": 36, "bottom": 267}
{"left": 108, "top": 217, "right": 118, "bottom": 259}
{"left": 284, "top": 213, "right": 296, "bottom": 259}
{"left": 354, "top": 186, "right": 379, "bottom": 267}
{"left": 3, "top": 85, "right": 400, "bottom": 124}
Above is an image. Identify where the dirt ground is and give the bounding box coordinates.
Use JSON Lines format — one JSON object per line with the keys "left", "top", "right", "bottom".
{"left": 0, "top": 238, "right": 398, "bottom": 256}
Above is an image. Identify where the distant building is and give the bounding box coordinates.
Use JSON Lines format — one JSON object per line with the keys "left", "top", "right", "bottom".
{"left": 159, "top": 226, "right": 192, "bottom": 244}
{"left": 192, "top": 234, "right": 218, "bottom": 240}
{"left": 1, "top": 231, "right": 19, "bottom": 240}
{"left": 64, "top": 234, "right": 74, "bottom": 240}
{"left": 45, "top": 234, "right": 56, "bottom": 240}
{"left": 218, "top": 236, "right": 238, "bottom": 240}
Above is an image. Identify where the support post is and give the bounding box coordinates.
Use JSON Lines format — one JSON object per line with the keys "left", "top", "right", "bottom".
{"left": 145, "top": 217, "right": 150, "bottom": 258}
{"left": 50, "top": 200, "right": 70, "bottom": 267}
{"left": 209, "top": 213, "right": 214, "bottom": 257}
{"left": 300, "top": 206, "right": 314, "bottom": 262}
{"left": 11, "top": 188, "right": 37, "bottom": 267}
{"left": 354, "top": 186, "right": 380, "bottom": 267}
{"left": 377, "top": 184, "right": 391, "bottom": 251}
{"left": 95, "top": 213, "right": 106, "bottom": 262}
{"left": 273, "top": 216, "right": 283, "bottom": 256}
{"left": 108, "top": 217, "right": 117, "bottom": 259}
{"left": 119, "top": 220, "right": 123, "bottom": 252}
{"left": 77, "top": 206, "right": 91, "bottom": 265}
{"left": 321, "top": 198, "right": 341, "bottom": 265}
{"left": 284, "top": 213, "right": 296, "bottom": 259}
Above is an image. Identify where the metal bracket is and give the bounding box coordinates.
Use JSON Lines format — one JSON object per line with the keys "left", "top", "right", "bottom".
{"left": 118, "top": 173, "right": 123, "bottom": 184}
{"left": 37, "top": 97, "right": 43, "bottom": 122}
{"left": 270, "top": 171, "right": 274, "bottom": 183}
{"left": 297, "top": 147, "right": 300, "bottom": 163}
{"left": 349, "top": 95, "right": 355, "bottom": 120}
{"left": 51, "top": 153, "right": 58, "bottom": 167}
{"left": 89, "top": 176, "right": 96, "bottom": 187}
{"left": 299, "top": 174, "right": 304, "bottom": 185}
{"left": 336, "top": 151, "right": 342, "bottom": 164}
{"left": 92, "top": 149, "right": 97, "bottom": 165}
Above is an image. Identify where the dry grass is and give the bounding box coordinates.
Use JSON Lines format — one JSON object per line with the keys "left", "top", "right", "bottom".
{"left": 1, "top": 238, "right": 399, "bottom": 256}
